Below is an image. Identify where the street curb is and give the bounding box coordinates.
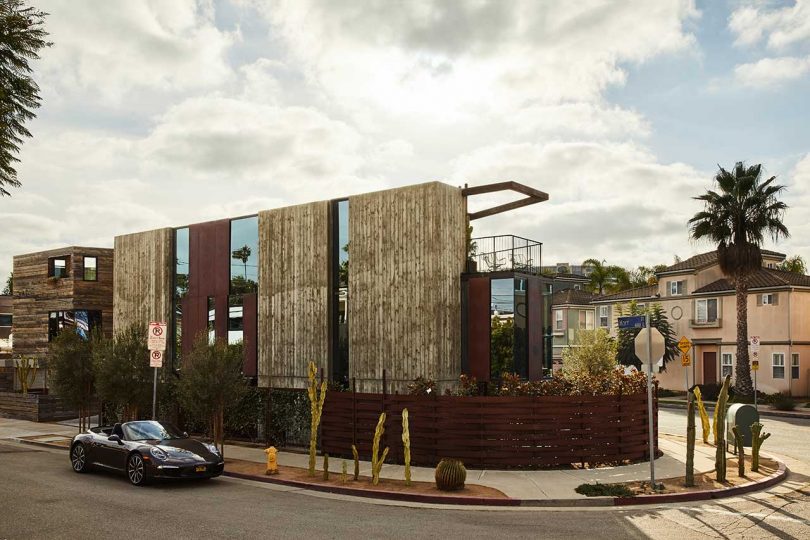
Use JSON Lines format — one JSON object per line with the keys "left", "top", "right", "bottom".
{"left": 659, "top": 401, "right": 810, "bottom": 420}
{"left": 13, "top": 437, "right": 789, "bottom": 508}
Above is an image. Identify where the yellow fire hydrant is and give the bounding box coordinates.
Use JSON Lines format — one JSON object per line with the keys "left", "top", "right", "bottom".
{"left": 264, "top": 446, "right": 279, "bottom": 475}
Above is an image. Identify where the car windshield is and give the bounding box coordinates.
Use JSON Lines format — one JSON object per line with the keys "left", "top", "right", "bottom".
{"left": 122, "top": 421, "right": 185, "bottom": 441}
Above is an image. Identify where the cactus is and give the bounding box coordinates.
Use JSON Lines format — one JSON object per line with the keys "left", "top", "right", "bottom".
{"left": 402, "top": 408, "right": 411, "bottom": 486}
{"left": 371, "top": 412, "right": 389, "bottom": 485}
{"left": 341, "top": 460, "right": 348, "bottom": 483}
{"left": 14, "top": 357, "right": 38, "bottom": 394}
{"left": 306, "top": 361, "right": 327, "bottom": 476}
{"left": 751, "top": 422, "right": 771, "bottom": 472}
{"left": 715, "top": 375, "right": 731, "bottom": 482}
{"left": 731, "top": 426, "right": 745, "bottom": 477}
{"left": 322, "top": 453, "right": 329, "bottom": 481}
{"left": 685, "top": 390, "right": 696, "bottom": 487}
{"left": 351, "top": 444, "right": 360, "bottom": 480}
{"left": 693, "top": 386, "right": 711, "bottom": 444}
{"left": 435, "top": 458, "right": 466, "bottom": 491}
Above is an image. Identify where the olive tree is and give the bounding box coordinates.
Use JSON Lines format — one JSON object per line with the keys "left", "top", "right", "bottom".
{"left": 93, "top": 324, "right": 152, "bottom": 422}
{"left": 561, "top": 328, "right": 618, "bottom": 377}
{"left": 48, "top": 330, "right": 96, "bottom": 431}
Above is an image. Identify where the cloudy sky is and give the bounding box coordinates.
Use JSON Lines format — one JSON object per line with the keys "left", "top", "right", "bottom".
{"left": 3, "top": 0, "right": 810, "bottom": 281}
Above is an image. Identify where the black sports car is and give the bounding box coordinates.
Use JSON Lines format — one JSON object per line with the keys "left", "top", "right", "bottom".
{"left": 69, "top": 420, "right": 224, "bottom": 486}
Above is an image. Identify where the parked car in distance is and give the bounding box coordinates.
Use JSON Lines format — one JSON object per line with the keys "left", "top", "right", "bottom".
{"left": 70, "top": 420, "right": 224, "bottom": 486}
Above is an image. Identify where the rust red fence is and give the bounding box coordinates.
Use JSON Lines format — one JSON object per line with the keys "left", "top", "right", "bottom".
{"left": 320, "top": 391, "right": 658, "bottom": 469}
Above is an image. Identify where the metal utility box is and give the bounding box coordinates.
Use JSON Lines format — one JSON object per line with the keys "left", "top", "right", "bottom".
{"left": 726, "top": 403, "right": 759, "bottom": 448}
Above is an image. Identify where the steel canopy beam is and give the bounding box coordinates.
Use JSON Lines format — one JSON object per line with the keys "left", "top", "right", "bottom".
{"left": 461, "top": 181, "right": 549, "bottom": 221}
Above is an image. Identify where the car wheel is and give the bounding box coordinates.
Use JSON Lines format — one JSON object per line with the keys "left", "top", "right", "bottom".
{"left": 70, "top": 443, "right": 91, "bottom": 473}
{"left": 127, "top": 453, "right": 149, "bottom": 486}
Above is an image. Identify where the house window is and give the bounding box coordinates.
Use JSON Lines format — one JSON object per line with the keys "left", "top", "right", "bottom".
{"left": 207, "top": 297, "right": 216, "bottom": 344}
{"left": 48, "top": 310, "right": 101, "bottom": 341}
{"left": 0, "top": 314, "right": 11, "bottom": 327}
{"left": 599, "top": 305, "right": 609, "bottom": 328}
{"left": 49, "top": 256, "right": 69, "bottom": 278}
{"left": 721, "top": 353, "right": 733, "bottom": 378}
{"left": 230, "top": 216, "right": 258, "bottom": 294}
{"left": 579, "top": 310, "right": 594, "bottom": 330}
{"left": 228, "top": 296, "right": 243, "bottom": 345}
{"left": 83, "top": 256, "right": 97, "bottom": 281}
{"left": 762, "top": 293, "right": 777, "bottom": 305}
{"left": 792, "top": 353, "right": 800, "bottom": 380}
{"left": 670, "top": 280, "right": 685, "bottom": 295}
{"left": 695, "top": 298, "right": 718, "bottom": 323}
{"left": 772, "top": 353, "right": 785, "bottom": 379}
{"left": 555, "top": 309, "right": 563, "bottom": 331}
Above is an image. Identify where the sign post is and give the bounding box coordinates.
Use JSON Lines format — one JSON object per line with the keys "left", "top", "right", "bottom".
{"left": 750, "top": 336, "right": 760, "bottom": 410}
{"left": 148, "top": 322, "right": 167, "bottom": 420}
{"left": 678, "top": 336, "right": 692, "bottom": 393}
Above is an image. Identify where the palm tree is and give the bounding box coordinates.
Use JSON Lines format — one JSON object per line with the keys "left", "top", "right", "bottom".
{"left": 582, "top": 258, "right": 625, "bottom": 295}
{"left": 689, "top": 162, "right": 789, "bottom": 397}
{"left": 231, "top": 245, "right": 251, "bottom": 279}
{"left": 780, "top": 255, "right": 807, "bottom": 275}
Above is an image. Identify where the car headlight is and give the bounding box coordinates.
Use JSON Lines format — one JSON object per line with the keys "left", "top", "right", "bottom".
{"left": 205, "top": 443, "right": 220, "bottom": 455}
{"left": 150, "top": 447, "right": 168, "bottom": 461}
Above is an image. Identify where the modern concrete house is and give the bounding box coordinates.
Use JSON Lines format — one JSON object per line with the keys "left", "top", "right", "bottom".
{"left": 0, "top": 295, "right": 11, "bottom": 355}
{"left": 112, "top": 181, "right": 553, "bottom": 392}
{"left": 592, "top": 249, "right": 810, "bottom": 396}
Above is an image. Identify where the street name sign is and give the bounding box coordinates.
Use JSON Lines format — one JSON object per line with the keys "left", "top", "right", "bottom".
{"left": 148, "top": 322, "right": 167, "bottom": 351}
{"left": 618, "top": 315, "right": 646, "bottom": 329}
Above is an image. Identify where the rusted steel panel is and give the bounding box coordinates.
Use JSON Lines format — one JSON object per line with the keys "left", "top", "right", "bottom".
{"left": 466, "top": 277, "right": 491, "bottom": 382}
{"left": 242, "top": 293, "right": 258, "bottom": 377}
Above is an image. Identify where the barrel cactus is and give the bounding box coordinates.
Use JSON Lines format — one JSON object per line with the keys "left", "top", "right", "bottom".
{"left": 435, "top": 458, "right": 466, "bottom": 491}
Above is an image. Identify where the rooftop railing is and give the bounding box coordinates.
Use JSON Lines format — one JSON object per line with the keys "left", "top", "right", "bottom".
{"left": 468, "top": 235, "right": 542, "bottom": 274}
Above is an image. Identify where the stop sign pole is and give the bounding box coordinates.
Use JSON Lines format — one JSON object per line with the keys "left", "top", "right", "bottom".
{"left": 645, "top": 312, "right": 655, "bottom": 489}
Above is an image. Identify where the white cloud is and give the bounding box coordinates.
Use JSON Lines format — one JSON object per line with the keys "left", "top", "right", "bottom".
{"left": 734, "top": 56, "right": 810, "bottom": 88}
{"left": 729, "top": 1, "right": 810, "bottom": 50}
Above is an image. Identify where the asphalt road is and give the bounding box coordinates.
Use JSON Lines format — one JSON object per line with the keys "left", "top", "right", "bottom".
{"left": 0, "top": 409, "right": 808, "bottom": 540}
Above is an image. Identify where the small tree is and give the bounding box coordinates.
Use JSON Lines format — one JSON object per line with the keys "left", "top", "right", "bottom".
{"left": 490, "top": 316, "right": 514, "bottom": 377}
{"left": 48, "top": 330, "right": 96, "bottom": 432}
{"left": 178, "top": 336, "right": 248, "bottom": 457}
{"left": 561, "top": 328, "right": 617, "bottom": 377}
{"left": 94, "top": 324, "right": 152, "bottom": 421}
{"left": 2, "top": 272, "right": 11, "bottom": 294}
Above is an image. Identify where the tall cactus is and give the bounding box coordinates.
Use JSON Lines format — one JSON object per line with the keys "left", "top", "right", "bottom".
{"left": 306, "top": 361, "right": 328, "bottom": 476}
{"left": 351, "top": 444, "right": 360, "bottom": 480}
{"left": 751, "top": 422, "right": 771, "bottom": 472}
{"left": 731, "top": 426, "right": 745, "bottom": 477}
{"left": 402, "top": 408, "right": 412, "bottom": 486}
{"left": 715, "top": 375, "right": 731, "bottom": 482}
{"left": 322, "top": 453, "right": 330, "bottom": 480}
{"left": 685, "top": 390, "right": 696, "bottom": 487}
{"left": 693, "top": 386, "right": 711, "bottom": 444}
{"left": 371, "top": 412, "right": 389, "bottom": 486}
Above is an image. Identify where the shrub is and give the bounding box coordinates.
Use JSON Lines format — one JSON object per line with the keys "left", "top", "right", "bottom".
{"left": 561, "top": 328, "right": 617, "bottom": 378}
{"left": 93, "top": 324, "right": 152, "bottom": 421}
{"left": 407, "top": 376, "right": 436, "bottom": 396}
{"left": 771, "top": 392, "right": 796, "bottom": 411}
{"left": 48, "top": 330, "right": 97, "bottom": 431}
{"left": 575, "top": 482, "right": 634, "bottom": 497}
{"left": 450, "top": 374, "right": 479, "bottom": 396}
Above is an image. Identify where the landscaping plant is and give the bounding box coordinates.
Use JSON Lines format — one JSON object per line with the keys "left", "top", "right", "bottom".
{"left": 575, "top": 482, "right": 634, "bottom": 498}
{"left": 351, "top": 444, "right": 360, "bottom": 480}
{"left": 13, "top": 356, "right": 38, "bottom": 394}
{"left": 48, "top": 329, "right": 97, "bottom": 432}
{"left": 402, "top": 408, "right": 411, "bottom": 486}
{"left": 685, "top": 390, "right": 696, "bottom": 487}
{"left": 693, "top": 386, "right": 711, "bottom": 444}
{"left": 371, "top": 412, "right": 389, "bottom": 485}
{"left": 306, "top": 361, "right": 327, "bottom": 476}
{"left": 714, "top": 375, "right": 732, "bottom": 482}
{"left": 731, "top": 426, "right": 745, "bottom": 477}
{"left": 93, "top": 324, "right": 152, "bottom": 421}
{"left": 434, "top": 458, "right": 466, "bottom": 491}
{"left": 322, "top": 453, "right": 329, "bottom": 481}
{"left": 561, "top": 328, "right": 617, "bottom": 377}
{"left": 750, "top": 422, "right": 771, "bottom": 472}
{"left": 341, "top": 460, "right": 348, "bottom": 483}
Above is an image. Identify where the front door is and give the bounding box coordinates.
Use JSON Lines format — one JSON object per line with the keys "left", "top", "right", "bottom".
{"left": 703, "top": 352, "right": 717, "bottom": 385}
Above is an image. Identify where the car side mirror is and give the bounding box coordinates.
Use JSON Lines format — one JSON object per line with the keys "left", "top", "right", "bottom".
{"left": 108, "top": 435, "right": 123, "bottom": 445}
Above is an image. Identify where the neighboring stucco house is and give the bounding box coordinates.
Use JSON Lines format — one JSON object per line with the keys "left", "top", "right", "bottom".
{"left": 551, "top": 288, "right": 599, "bottom": 368}
{"left": 592, "top": 249, "right": 810, "bottom": 397}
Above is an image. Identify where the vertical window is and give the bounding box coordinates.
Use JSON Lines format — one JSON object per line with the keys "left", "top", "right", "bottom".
{"left": 555, "top": 309, "right": 563, "bottom": 331}
{"left": 49, "top": 257, "right": 69, "bottom": 278}
{"left": 174, "top": 227, "right": 189, "bottom": 367}
{"left": 670, "top": 280, "right": 684, "bottom": 295}
{"left": 721, "top": 353, "right": 733, "bottom": 378}
{"left": 207, "top": 297, "right": 216, "bottom": 345}
{"left": 230, "top": 216, "right": 258, "bottom": 294}
{"left": 83, "top": 256, "right": 97, "bottom": 281}
{"left": 772, "top": 353, "right": 785, "bottom": 379}
{"left": 695, "top": 298, "right": 718, "bottom": 323}
{"left": 490, "top": 278, "right": 515, "bottom": 379}
{"left": 579, "top": 310, "right": 594, "bottom": 330}
{"left": 599, "top": 305, "right": 609, "bottom": 328}
{"left": 228, "top": 296, "right": 243, "bottom": 345}
{"left": 331, "top": 199, "right": 350, "bottom": 384}
{"left": 792, "top": 353, "right": 800, "bottom": 380}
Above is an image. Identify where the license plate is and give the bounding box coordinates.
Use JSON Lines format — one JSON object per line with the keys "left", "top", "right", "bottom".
{"left": 195, "top": 465, "right": 206, "bottom": 473}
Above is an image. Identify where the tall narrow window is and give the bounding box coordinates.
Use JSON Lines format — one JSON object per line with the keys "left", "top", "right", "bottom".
{"left": 174, "top": 227, "right": 189, "bottom": 367}
{"left": 772, "top": 353, "right": 785, "bottom": 379}
{"left": 555, "top": 309, "right": 563, "bottom": 331}
{"left": 721, "top": 353, "right": 733, "bottom": 378}
{"left": 331, "top": 199, "right": 350, "bottom": 384}
{"left": 207, "top": 297, "right": 216, "bottom": 344}
{"left": 513, "top": 278, "right": 528, "bottom": 379}
{"left": 230, "top": 216, "right": 258, "bottom": 294}
{"left": 228, "top": 296, "right": 243, "bottom": 345}
{"left": 791, "top": 353, "right": 800, "bottom": 380}
{"left": 83, "top": 256, "right": 97, "bottom": 281}
{"left": 599, "top": 305, "right": 609, "bottom": 328}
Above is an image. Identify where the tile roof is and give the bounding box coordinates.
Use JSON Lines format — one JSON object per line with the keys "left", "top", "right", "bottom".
{"left": 592, "top": 284, "right": 659, "bottom": 303}
{"left": 693, "top": 268, "right": 810, "bottom": 294}
{"left": 661, "top": 249, "right": 786, "bottom": 274}
{"left": 551, "top": 289, "right": 599, "bottom": 306}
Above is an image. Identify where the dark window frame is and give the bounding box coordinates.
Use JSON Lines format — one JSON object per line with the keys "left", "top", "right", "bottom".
{"left": 48, "top": 256, "right": 70, "bottom": 279}
{"left": 83, "top": 256, "right": 98, "bottom": 281}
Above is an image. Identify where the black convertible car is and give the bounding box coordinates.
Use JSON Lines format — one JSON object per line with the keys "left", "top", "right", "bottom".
{"left": 70, "top": 420, "right": 224, "bottom": 486}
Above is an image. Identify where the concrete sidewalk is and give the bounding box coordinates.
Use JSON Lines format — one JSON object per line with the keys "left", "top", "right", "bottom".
{"left": 0, "top": 417, "right": 715, "bottom": 500}
{"left": 659, "top": 398, "right": 810, "bottom": 420}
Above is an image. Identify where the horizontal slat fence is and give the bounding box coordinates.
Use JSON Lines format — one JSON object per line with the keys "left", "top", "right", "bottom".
{"left": 0, "top": 391, "right": 81, "bottom": 422}
{"left": 321, "top": 391, "right": 658, "bottom": 469}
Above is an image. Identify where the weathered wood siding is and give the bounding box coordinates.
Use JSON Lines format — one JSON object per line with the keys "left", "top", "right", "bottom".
{"left": 12, "top": 247, "right": 114, "bottom": 359}
{"left": 348, "top": 182, "right": 466, "bottom": 392}
{"left": 113, "top": 228, "right": 173, "bottom": 341}
{"left": 257, "top": 202, "right": 329, "bottom": 388}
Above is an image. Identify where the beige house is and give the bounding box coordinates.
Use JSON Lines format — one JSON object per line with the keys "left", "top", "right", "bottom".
{"left": 592, "top": 250, "right": 810, "bottom": 397}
